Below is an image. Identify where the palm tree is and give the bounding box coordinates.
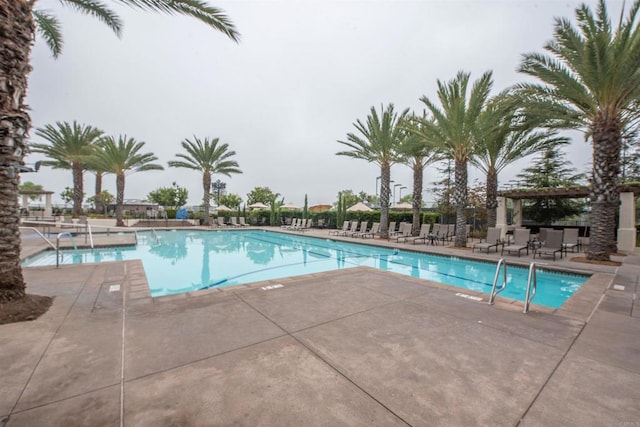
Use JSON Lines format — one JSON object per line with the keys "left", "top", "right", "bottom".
{"left": 31, "top": 121, "right": 103, "bottom": 217}
{"left": 92, "top": 136, "right": 164, "bottom": 227}
{"left": 0, "top": 1, "right": 237, "bottom": 303}
{"left": 415, "top": 71, "right": 493, "bottom": 247}
{"left": 400, "top": 114, "right": 442, "bottom": 235}
{"left": 337, "top": 104, "right": 409, "bottom": 239}
{"left": 472, "top": 96, "right": 566, "bottom": 227}
{"left": 168, "top": 137, "right": 242, "bottom": 226}
{"left": 515, "top": 0, "right": 640, "bottom": 261}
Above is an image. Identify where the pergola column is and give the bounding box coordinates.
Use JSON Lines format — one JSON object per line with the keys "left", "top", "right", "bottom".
{"left": 495, "top": 196, "right": 507, "bottom": 239}
{"left": 617, "top": 192, "right": 636, "bottom": 252}
{"left": 513, "top": 199, "right": 522, "bottom": 227}
{"left": 44, "top": 193, "right": 52, "bottom": 217}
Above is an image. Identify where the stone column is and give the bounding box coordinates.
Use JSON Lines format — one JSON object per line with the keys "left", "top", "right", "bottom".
{"left": 495, "top": 196, "right": 507, "bottom": 239}
{"left": 617, "top": 192, "right": 636, "bottom": 252}
{"left": 513, "top": 199, "right": 522, "bottom": 227}
{"left": 44, "top": 193, "right": 52, "bottom": 218}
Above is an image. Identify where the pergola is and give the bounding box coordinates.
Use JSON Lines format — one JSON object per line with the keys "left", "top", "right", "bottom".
{"left": 18, "top": 189, "right": 55, "bottom": 218}
{"left": 495, "top": 184, "right": 640, "bottom": 252}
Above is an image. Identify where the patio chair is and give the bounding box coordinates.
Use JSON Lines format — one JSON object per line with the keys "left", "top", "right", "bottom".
{"left": 229, "top": 217, "right": 241, "bottom": 227}
{"left": 427, "top": 224, "right": 442, "bottom": 245}
{"left": 472, "top": 227, "right": 503, "bottom": 253}
{"left": 238, "top": 217, "right": 250, "bottom": 227}
{"left": 501, "top": 228, "right": 531, "bottom": 257}
{"left": 216, "top": 216, "right": 227, "bottom": 228}
{"left": 562, "top": 228, "right": 580, "bottom": 253}
{"left": 349, "top": 221, "right": 368, "bottom": 237}
{"left": 388, "top": 222, "right": 398, "bottom": 236}
{"left": 342, "top": 220, "right": 359, "bottom": 236}
{"left": 534, "top": 229, "right": 564, "bottom": 260}
{"left": 392, "top": 222, "right": 412, "bottom": 243}
{"left": 407, "top": 223, "right": 431, "bottom": 244}
{"left": 360, "top": 222, "right": 380, "bottom": 239}
{"left": 329, "top": 221, "right": 350, "bottom": 235}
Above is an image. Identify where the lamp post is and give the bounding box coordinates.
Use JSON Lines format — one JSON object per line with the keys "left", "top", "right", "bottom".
{"left": 212, "top": 180, "right": 226, "bottom": 205}
{"left": 398, "top": 186, "right": 407, "bottom": 203}
{"left": 375, "top": 176, "right": 381, "bottom": 197}
{"left": 393, "top": 183, "right": 402, "bottom": 205}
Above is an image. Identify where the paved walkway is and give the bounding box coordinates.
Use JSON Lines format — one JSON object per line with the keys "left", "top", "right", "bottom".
{"left": 2, "top": 227, "right": 639, "bottom": 426}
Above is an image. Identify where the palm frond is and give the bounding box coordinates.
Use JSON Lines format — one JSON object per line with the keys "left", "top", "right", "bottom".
{"left": 33, "top": 10, "right": 63, "bottom": 58}
{"left": 113, "top": 0, "right": 239, "bottom": 41}
{"left": 61, "top": 0, "right": 122, "bottom": 36}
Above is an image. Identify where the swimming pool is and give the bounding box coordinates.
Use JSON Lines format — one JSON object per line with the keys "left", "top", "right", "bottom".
{"left": 22, "top": 229, "right": 588, "bottom": 308}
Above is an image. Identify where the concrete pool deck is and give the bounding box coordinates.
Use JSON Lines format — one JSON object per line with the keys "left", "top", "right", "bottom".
{"left": 2, "top": 227, "right": 639, "bottom": 426}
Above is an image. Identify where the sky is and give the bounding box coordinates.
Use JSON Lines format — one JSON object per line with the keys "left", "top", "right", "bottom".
{"left": 25, "top": 0, "right": 618, "bottom": 208}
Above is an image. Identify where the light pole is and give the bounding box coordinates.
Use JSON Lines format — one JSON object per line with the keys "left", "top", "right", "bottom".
{"left": 212, "top": 180, "right": 226, "bottom": 206}
{"left": 398, "top": 186, "right": 407, "bottom": 204}
{"left": 375, "top": 176, "right": 382, "bottom": 197}
{"left": 393, "top": 183, "right": 402, "bottom": 206}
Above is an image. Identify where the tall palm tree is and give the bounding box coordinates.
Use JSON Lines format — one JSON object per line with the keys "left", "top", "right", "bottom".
{"left": 0, "top": 1, "right": 237, "bottom": 303}
{"left": 168, "top": 137, "right": 242, "bottom": 226}
{"left": 92, "top": 135, "right": 164, "bottom": 227}
{"left": 472, "top": 96, "right": 567, "bottom": 227}
{"left": 415, "top": 71, "right": 493, "bottom": 247}
{"left": 516, "top": 0, "right": 640, "bottom": 261}
{"left": 400, "top": 114, "right": 442, "bottom": 235}
{"left": 337, "top": 104, "right": 409, "bottom": 239}
{"left": 31, "top": 121, "right": 103, "bottom": 217}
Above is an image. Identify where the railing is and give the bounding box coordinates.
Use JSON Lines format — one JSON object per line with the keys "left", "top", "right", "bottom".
{"left": 488, "top": 258, "right": 508, "bottom": 305}
{"left": 523, "top": 262, "right": 545, "bottom": 313}
{"left": 19, "top": 227, "right": 56, "bottom": 251}
{"left": 56, "top": 232, "right": 78, "bottom": 268}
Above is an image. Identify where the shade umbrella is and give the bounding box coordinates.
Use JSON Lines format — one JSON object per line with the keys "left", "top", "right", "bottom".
{"left": 391, "top": 202, "right": 413, "bottom": 210}
{"left": 281, "top": 202, "right": 300, "bottom": 210}
{"left": 215, "top": 205, "right": 232, "bottom": 212}
{"left": 248, "top": 202, "right": 268, "bottom": 209}
{"left": 346, "top": 202, "right": 373, "bottom": 212}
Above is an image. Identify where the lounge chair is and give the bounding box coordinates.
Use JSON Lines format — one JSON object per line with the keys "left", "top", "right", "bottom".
{"left": 407, "top": 224, "right": 431, "bottom": 244}
{"left": 472, "top": 227, "right": 503, "bottom": 253}
{"left": 329, "top": 221, "right": 350, "bottom": 235}
{"left": 392, "top": 223, "right": 412, "bottom": 243}
{"left": 216, "top": 216, "right": 227, "bottom": 228}
{"left": 501, "top": 228, "right": 531, "bottom": 257}
{"left": 427, "top": 224, "right": 442, "bottom": 245}
{"left": 534, "top": 229, "right": 564, "bottom": 260}
{"left": 349, "top": 221, "right": 368, "bottom": 237}
{"left": 388, "top": 222, "right": 398, "bottom": 236}
{"left": 238, "top": 217, "right": 250, "bottom": 227}
{"left": 342, "top": 220, "right": 359, "bottom": 236}
{"left": 360, "top": 222, "right": 380, "bottom": 239}
{"left": 229, "top": 217, "right": 241, "bottom": 227}
{"left": 562, "top": 228, "right": 580, "bottom": 253}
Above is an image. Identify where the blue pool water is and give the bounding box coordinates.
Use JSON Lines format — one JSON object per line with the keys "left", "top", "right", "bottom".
{"left": 22, "top": 229, "right": 588, "bottom": 307}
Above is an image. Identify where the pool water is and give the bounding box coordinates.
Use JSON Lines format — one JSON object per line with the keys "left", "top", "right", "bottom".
{"left": 22, "top": 229, "right": 588, "bottom": 307}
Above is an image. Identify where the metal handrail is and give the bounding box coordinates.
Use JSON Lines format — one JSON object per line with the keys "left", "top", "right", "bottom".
{"left": 19, "top": 227, "right": 56, "bottom": 251}
{"left": 56, "top": 232, "right": 78, "bottom": 268}
{"left": 488, "top": 258, "right": 508, "bottom": 305}
{"left": 523, "top": 262, "right": 546, "bottom": 313}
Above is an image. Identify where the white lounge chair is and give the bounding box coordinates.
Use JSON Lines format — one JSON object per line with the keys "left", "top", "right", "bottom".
{"left": 329, "top": 221, "right": 350, "bottom": 235}
{"left": 360, "top": 222, "right": 380, "bottom": 239}
{"left": 407, "top": 224, "right": 431, "bottom": 244}
{"left": 562, "top": 228, "right": 580, "bottom": 253}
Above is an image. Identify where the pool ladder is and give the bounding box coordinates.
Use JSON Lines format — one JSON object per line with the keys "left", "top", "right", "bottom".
{"left": 488, "top": 258, "right": 540, "bottom": 314}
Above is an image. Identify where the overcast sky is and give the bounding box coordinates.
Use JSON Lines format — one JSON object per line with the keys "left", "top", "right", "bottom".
{"left": 25, "top": 0, "right": 618, "bottom": 208}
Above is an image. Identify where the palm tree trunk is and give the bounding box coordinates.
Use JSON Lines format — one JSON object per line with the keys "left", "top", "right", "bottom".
{"left": 115, "top": 172, "right": 125, "bottom": 227}
{"left": 72, "top": 162, "right": 83, "bottom": 217}
{"left": 0, "top": 0, "right": 34, "bottom": 302}
{"left": 202, "top": 172, "right": 211, "bottom": 226}
{"left": 412, "top": 161, "right": 423, "bottom": 236}
{"left": 94, "top": 172, "right": 103, "bottom": 214}
{"left": 486, "top": 168, "right": 498, "bottom": 228}
{"left": 379, "top": 162, "right": 391, "bottom": 239}
{"left": 453, "top": 157, "right": 468, "bottom": 247}
{"left": 587, "top": 114, "right": 621, "bottom": 261}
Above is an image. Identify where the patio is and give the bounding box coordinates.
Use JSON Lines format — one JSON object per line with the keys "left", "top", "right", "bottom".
{"left": 2, "top": 227, "right": 639, "bottom": 426}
